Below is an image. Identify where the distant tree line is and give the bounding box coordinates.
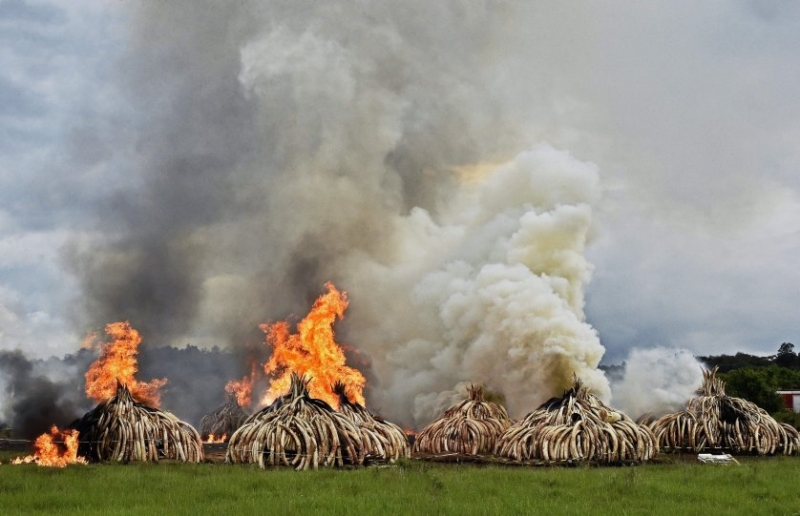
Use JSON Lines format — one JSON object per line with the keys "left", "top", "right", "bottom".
{"left": 699, "top": 343, "right": 800, "bottom": 372}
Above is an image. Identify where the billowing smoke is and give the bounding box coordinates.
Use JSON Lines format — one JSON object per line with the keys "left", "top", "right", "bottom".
{"left": 0, "top": 345, "right": 244, "bottom": 435}
{"left": 347, "top": 145, "right": 608, "bottom": 424}
{"left": 610, "top": 347, "right": 705, "bottom": 420}
{"left": 135, "top": 345, "right": 252, "bottom": 427}
{"left": 0, "top": 351, "right": 91, "bottom": 438}
{"left": 61, "top": 2, "right": 612, "bottom": 426}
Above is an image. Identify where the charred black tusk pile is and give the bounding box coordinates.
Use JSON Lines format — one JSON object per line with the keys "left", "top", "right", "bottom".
{"left": 70, "top": 382, "right": 203, "bottom": 463}
{"left": 413, "top": 385, "right": 512, "bottom": 456}
{"left": 332, "top": 381, "right": 410, "bottom": 463}
{"left": 199, "top": 394, "right": 250, "bottom": 441}
{"left": 495, "top": 376, "right": 657, "bottom": 464}
{"left": 226, "top": 372, "right": 365, "bottom": 470}
{"left": 649, "top": 366, "right": 800, "bottom": 455}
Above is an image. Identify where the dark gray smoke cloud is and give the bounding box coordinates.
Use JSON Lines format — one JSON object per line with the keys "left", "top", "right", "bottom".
{"left": 55, "top": 1, "right": 800, "bottom": 427}
{"left": 63, "top": 1, "right": 525, "bottom": 350}
{"left": 3, "top": 0, "right": 799, "bottom": 435}
{"left": 60, "top": 2, "right": 612, "bottom": 426}
{"left": 0, "top": 350, "right": 91, "bottom": 438}
{"left": 0, "top": 345, "right": 250, "bottom": 435}
{"left": 63, "top": 3, "right": 259, "bottom": 344}
{"left": 135, "top": 344, "right": 252, "bottom": 427}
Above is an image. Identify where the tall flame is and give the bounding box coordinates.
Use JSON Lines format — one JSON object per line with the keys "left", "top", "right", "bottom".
{"left": 12, "top": 426, "right": 87, "bottom": 468}
{"left": 84, "top": 321, "right": 167, "bottom": 406}
{"left": 260, "top": 282, "right": 366, "bottom": 408}
{"left": 225, "top": 361, "right": 257, "bottom": 407}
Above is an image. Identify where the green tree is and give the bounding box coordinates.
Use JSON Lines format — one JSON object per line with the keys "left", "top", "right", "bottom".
{"left": 697, "top": 352, "right": 771, "bottom": 372}
{"left": 720, "top": 367, "right": 783, "bottom": 413}
{"left": 774, "top": 409, "right": 800, "bottom": 430}
{"left": 775, "top": 342, "right": 798, "bottom": 369}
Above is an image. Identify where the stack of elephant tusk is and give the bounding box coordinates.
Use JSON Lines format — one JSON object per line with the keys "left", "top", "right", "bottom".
{"left": 648, "top": 367, "right": 800, "bottom": 455}
{"left": 199, "top": 394, "right": 250, "bottom": 442}
{"left": 413, "top": 385, "right": 512, "bottom": 456}
{"left": 495, "top": 376, "right": 657, "bottom": 463}
{"left": 226, "top": 372, "right": 365, "bottom": 470}
{"left": 70, "top": 382, "right": 203, "bottom": 463}
{"left": 333, "top": 381, "right": 410, "bottom": 463}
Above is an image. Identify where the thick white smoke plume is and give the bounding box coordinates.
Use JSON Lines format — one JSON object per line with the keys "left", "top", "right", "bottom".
{"left": 346, "top": 145, "right": 608, "bottom": 425}
{"left": 64, "top": 2, "right": 615, "bottom": 427}
{"left": 610, "top": 347, "right": 705, "bottom": 420}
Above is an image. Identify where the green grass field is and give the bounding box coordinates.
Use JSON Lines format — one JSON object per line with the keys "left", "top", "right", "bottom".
{"left": 1, "top": 453, "right": 799, "bottom": 516}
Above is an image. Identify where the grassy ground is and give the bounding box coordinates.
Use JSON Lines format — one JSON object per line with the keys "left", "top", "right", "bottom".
{"left": 1, "top": 453, "right": 799, "bottom": 516}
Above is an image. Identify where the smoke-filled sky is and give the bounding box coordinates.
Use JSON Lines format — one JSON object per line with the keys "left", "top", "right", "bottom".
{"left": 2, "top": 1, "right": 800, "bottom": 424}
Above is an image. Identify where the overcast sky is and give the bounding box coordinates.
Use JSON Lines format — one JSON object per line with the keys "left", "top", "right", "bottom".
{"left": 2, "top": 0, "right": 799, "bottom": 368}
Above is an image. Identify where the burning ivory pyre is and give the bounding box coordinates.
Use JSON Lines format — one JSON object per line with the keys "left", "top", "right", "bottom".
{"left": 226, "top": 372, "right": 366, "bottom": 469}
{"left": 12, "top": 321, "right": 203, "bottom": 466}
{"left": 12, "top": 282, "right": 800, "bottom": 470}
{"left": 200, "top": 361, "right": 258, "bottom": 443}
{"left": 72, "top": 322, "right": 203, "bottom": 462}
{"left": 223, "top": 282, "right": 412, "bottom": 468}
{"left": 413, "top": 385, "right": 511, "bottom": 456}
{"left": 70, "top": 382, "right": 203, "bottom": 463}
{"left": 495, "top": 376, "right": 658, "bottom": 463}
{"left": 333, "top": 381, "right": 410, "bottom": 463}
{"left": 199, "top": 394, "right": 250, "bottom": 442}
{"left": 648, "top": 367, "right": 800, "bottom": 455}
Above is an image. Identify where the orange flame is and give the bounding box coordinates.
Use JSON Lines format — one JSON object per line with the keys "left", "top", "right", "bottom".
{"left": 224, "top": 361, "right": 258, "bottom": 407}
{"left": 84, "top": 321, "right": 167, "bottom": 407}
{"left": 204, "top": 433, "right": 227, "bottom": 444}
{"left": 12, "top": 426, "right": 87, "bottom": 468}
{"left": 260, "top": 282, "right": 366, "bottom": 409}
{"left": 224, "top": 377, "right": 253, "bottom": 407}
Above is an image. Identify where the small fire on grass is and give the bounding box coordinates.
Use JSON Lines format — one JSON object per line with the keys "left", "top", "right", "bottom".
{"left": 12, "top": 426, "right": 88, "bottom": 468}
